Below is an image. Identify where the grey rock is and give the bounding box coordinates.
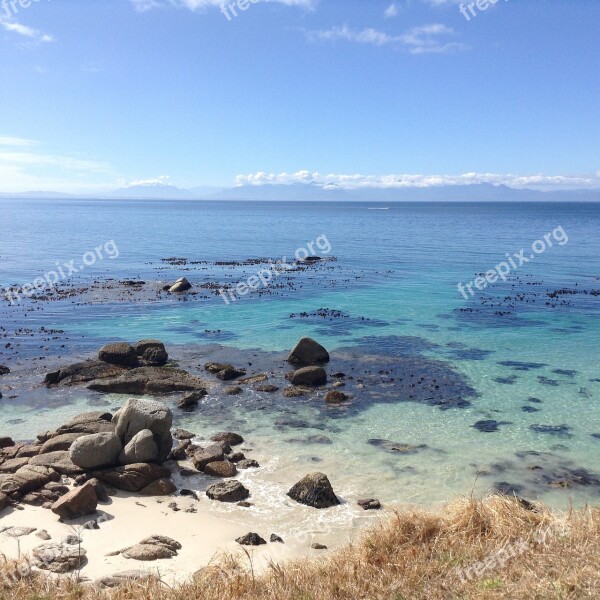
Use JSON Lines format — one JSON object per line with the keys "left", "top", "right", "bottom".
{"left": 206, "top": 480, "right": 249, "bottom": 503}
{"left": 237, "top": 459, "right": 260, "bottom": 470}
{"left": 204, "top": 461, "right": 237, "bottom": 478}
{"left": 134, "top": 340, "right": 168, "bottom": 366}
{"left": 98, "top": 342, "right": 139, "bottom": 367}
{"left": 287, "top": 472, "right": 340, "bottom": 509}
{"left": 118, "top": 429, "right": 159, "bottom": 465}
{"left": 236, "top": 532, "right": 266, "bottom": 546}
{"left": 192, "top": 444, "right": 225, "bottom": 471}
{"left": 290, "top": 366, "right": 327, "bottom": 387}
{"left": 288, "top": 337, "right": 330, "bottom": 366}
{"left": 70, "top": 432, "right": 122, "bottom": 470}
{"left": 33, "top": 543, "right": 87, "bottom": 573}
{"left": 169, "top": 277, "right": 192, "bottom": 293}
{"left": 92, "top": 463, "right": 171, "bottom": 492}
{"left": 211, "top": 432, "right": 244, "bottom": 447}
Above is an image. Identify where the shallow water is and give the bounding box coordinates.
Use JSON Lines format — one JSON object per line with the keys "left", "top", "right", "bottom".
{"left": 1, "top": 199, "right": 599, "bottom": 516}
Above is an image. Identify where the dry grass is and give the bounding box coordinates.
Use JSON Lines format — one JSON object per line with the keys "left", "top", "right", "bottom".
{"left": 1, "top": 494, "right": 599, "bottom": 599}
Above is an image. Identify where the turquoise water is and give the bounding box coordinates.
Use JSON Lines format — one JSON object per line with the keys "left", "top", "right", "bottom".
{"left": 1, "top": 199, "right": 599, "bottom": 513}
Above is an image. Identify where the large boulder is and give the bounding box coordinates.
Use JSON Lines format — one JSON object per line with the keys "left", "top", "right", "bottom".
{"left": 290, "top": 366, "right": 327, "bottom": 387}
{"left": 113, "top": 399, "right": 172, "bottom": 462}
{"left": 33, "top": 543, "right": 87, "bottom": 573}
{"left": 98, "top": 342, "right": 139, "bottom": 367}
{"left": 51, "top": 482, "right": 98, "bottom": 520}
{"left": 70, "top": 432, "right": 122, "bottom": 470}
{"left": 88, "top": 367, "right": 208, "bottom": 396}
{"left": 122, "top": 536, "right": 181, "bottom": 561}
{"left": 169, "top": 277, "right": 191, "bottom": 293}
{"left": 0, "top": 465, "right": 60, "bottom": 496}
{"left": 287, "top": 472, "right": 340, "bottom": 509}
{"left": 38, "top": 412, "right": 115, "bottom": 441}
{"left": 28, "top": 451, "right": 83, "bottom": 476}
{"left": 118, "top": 429, "right": 159, "bottom": 465}
{"left": 134, "top": 340, "right": 168, "bottom": 367}
{"left": 288, "top": 338, "right": 330, "bottom": 366}
{"left": 206, "top": 480, "right": 249, "bottom": 503}
{"left": 44, "top": 361, "right": 128, "bottom": 387}
{"left": 40, "top": 433, "right": 83, "bottom": 454}
{"left": 92, "top": 463, "right": 171, "bottom": 492}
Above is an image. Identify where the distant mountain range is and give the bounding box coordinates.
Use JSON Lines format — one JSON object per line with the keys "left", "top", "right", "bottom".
{"left": 2, "top": 182, "right": 600, "bottom": 202}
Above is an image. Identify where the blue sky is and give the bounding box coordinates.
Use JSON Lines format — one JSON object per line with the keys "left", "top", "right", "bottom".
{"left": 0, "top": 0, "right": 599, "bottom": 192}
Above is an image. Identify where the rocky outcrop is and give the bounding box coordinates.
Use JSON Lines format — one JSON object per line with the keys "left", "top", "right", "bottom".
{"left": 288, "top": 337, "right": 330, "bottom": 366}
{"left": 33, "top": 543, "right": 87, "bottom": 573}
{"left": 211, "top": 432, "right": 244, "bottom": 447}
{"left": 121, "top": 536, "right": 181, "bottom": 561}
{"left": 169, "top": 277, "right": 192, "bottom": 293}
{"left": 70, "top": 432, "right": 122, "bottom": 470}
{"left": 98, "top": 342, "right": 139, "bottom": 367}
{"left": 44, "top": 361, "right": 128, "bottom": 387}
{"left": 287, "top": 472, "right": 340, "bottom": 509}
{"left": 133, "top": 340, "right": 168, "bottom": 366}
{"left": 216, "top": 367, "right": 246, "bottom": 381}
{"left": 289, "top": 366, "right": 327, "bottom": 387}
{"left": 51, "top": 482, "right": 98, "bottom": 520}
{"left": 236, "top": 533, "right": 266, "bottom": 546}
{"left": 206, "top": 480, "right": 249, "bottom": 503}
{"left": 88, "top": 367, "right": 207, "bottom": 396}
{"left": 192, "top": 444, "right": 225, "bottom": 471}
{"left": 38, "top": 412, "right": 115, "bottom": 441}
{"left": 92, "top": 463, "right": 171, "bottom": 492}
{"left": 0, "top": 465, "right": 60, "bottom": 496}
{"left": 204, "top": 461, "right": 237, "bottom": 478}
{"left": 118, "top": 429, "right": 159, "bottom": 465}
{"left": 113, "top": 399, "right": 172, "bottom": 462}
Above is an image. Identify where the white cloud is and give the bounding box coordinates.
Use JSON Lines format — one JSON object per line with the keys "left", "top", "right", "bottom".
{"left": 235, "top": 170, "right": 600, "bottom": 191}
{"left": 0, "top": 136, "right": 39, "bottom": 148}
{"left": 384, "top": 3, "right": 399, "bottom": 18}
{"left": 0, "top": 19, "right": 54, "bottom": 43}
{"left": 307, "top": 22, "right": 467, "bottom": 54}
{"left": 131, "top": 0, "right": 316, "bottom": 12}
{"left": 120, "top": 175, "right": 171, "bottom": 188}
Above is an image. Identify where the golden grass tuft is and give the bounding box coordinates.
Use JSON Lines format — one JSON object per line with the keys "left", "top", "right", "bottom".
{"left": 2, "top": 494, "right": 599, "bottom": 599}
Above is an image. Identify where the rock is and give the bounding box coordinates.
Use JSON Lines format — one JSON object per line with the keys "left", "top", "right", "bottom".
{"left": 283, "top": 386, "right": 307, "bottom": 398}
{"left": 211, "top": 432, "right": 244, "bottom": 447}
{"left": 192, "top": 444, "right": 225, "bottom": 471}
{"left": 237, "top": 459, "right": 259, "bottom": 469}
{"left": 216, "top": 367, "right": 246, "bottom": 381}
{"left": 204, "top": 362, "right": 232, "bottom": 374}
{"left": 51, "top": 482, "right": 98, "bottom": 520}
{"left": 36, "top": 530, "right": 52, "bottom": 540}
{"left": 0, "top": 491, "right": 10, "bottom": 510}
{"left": 204, "top": 461, "right": 237, "bottom": 478}
{"left": 44, "top": 361, "right": 128, "bottom": 387}
{"left": 287, "top": 472, "right": 340, "bottom": 509}
{"left": 98, "top": 570, "right": 149, "bottom": 588}
{"left": 0, "top": 465, "right": 60, "bottom": 496}
{"left": 21, "top": 481, "right": 70, "bottom": 506}
{"left": 177, "top": 390, "right": 207, "bottom": 410}
{"left": 169, "top": 277, "right": 192, "bottom": 293}
{"left": 229, "top": 452, "right": 245, "bottom": 463}
{"left": 171, "top": 439, "right": 190, "bottom": 461}
{"left": 206, "top": 480, "right": 250, "bottom": 503}
{"left": 134, "top": 340, "right": 168, "bottom": 366}
{"left": 28, "top": 451, "right": 83, "bottom": 475}
{"left": 41, "top": 412, "right": 115, "bottom": 440}
{"left": 1, "top": 526, "right": 36, "bottom": 537}
{"left": 113, "top": 398, "right": 173, "bottom": 462}
{"left": 357, "top": 498, "right": 381, "bottom": 510}
{"left": 0, "top": 437, "right": 15, "bottom": 448}
{"left": 367, "top": 439, "right": 428, "bottom": 455}
{"left": 63, "top": 534, "right": 82, "bottom": 545}
{"left": 237, "top": 501, "right": 253, "bottom": 508}
{"left": 0, "top": 365, "right": 10, "bottom": 376}
{"left": 15, "top": 444, "right": 42, "bottom": 459}
{"left": 239, "top": 373, "right": 268, "bottom": 384}
{"left": 122, "top": 535, "right": 181, "bottom": 561}
{"left": 290, "top": 366, "right": 327, "bottom": 387}
{"left": 311, "top": 543, "right": 328, "bottom": 550}
{"left": 88, "top": 478, "right": 110, "bottom": 502}
{"left": 139, "top": 478, "right": 177, "bottom": 496}
{"left": 33, "top": 543, "right": 87, "bottom": 573}
{"left": 236, "top": 533, "right": 266, "bottom": 546}
{"left": 92, "top": 463, "right": 171, "bottom": 492}
{"left": 70, "top": 432, "right": 122, "bottom": 469}
{"left": 325, "top": 390, "right": 349, "bottom": 403}
{"left": 224, "top": 386, "right": 242, "bottom": 395}
{"left": 118, "top": 429, "right": 159, "bottom": 465}
{"left": 288, "top": 337, "right": 330, "bottom": 366}
{"left": 0, "top": 457, "right": 31, "bottom": 473}
{"left": 40, "top": 433, "right": 83, "bottom": 454}
{"left": 98, "top": 342, "right": 139, "bottom": 367}
{"left": 172, "top": 428, "right": 195, "bottom": 440}
{"left": 270, "top": 534, "right": 284, "bottom": 543}
{"left": 256, "top": 384, "right": 280, "bottom": 393}
{"left": 88, "top": 367, "right": 208, "bottom": 396}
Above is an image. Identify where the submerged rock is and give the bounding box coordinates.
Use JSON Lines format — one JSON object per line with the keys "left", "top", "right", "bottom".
{"left": 288, "top": 337, "right": 330, "bottom": 366}
{"left": 177, "top": 389, "right": 207, "bottom": 410}
{"left": 290, "top": 366, "right": 327, "bottom": 387}
{"left": 325, "top": 390, "right": 348, "bottom": 403}
{"left": 211, "top": 432, "right": 244, "bottom": 447}
{"left": 287, "top": 472, "right": 340, "bottom": 509}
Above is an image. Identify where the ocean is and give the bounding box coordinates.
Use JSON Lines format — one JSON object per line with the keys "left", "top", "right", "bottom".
{"left": 1, "top": 198, "right": 599, "bottom": 539}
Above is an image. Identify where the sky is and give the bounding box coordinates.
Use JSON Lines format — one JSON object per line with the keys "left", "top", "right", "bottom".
{"left": 0, "top": 0, "right": 599, "bottom": 193}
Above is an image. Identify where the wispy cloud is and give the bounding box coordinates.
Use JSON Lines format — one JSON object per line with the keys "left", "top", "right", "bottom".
{"left": 384, "top": 3, "right": 399, "bottom": 19}
{"left": 307, "top": 23, "right": 467, "bottom": 54}
{"left": 235, "top": 170, "right": 600, "bottom": 191}
{"left": 0, "top": 19, "right": 54, "bottom": 43}
{"left": 130, "top": 0, "right": 316, "bottom": 12}
{"left": 119, "top": 175, "right": 171, "bottom": 188}
{"left": 0, "top": 136, "right": 39, "bottom": 148}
